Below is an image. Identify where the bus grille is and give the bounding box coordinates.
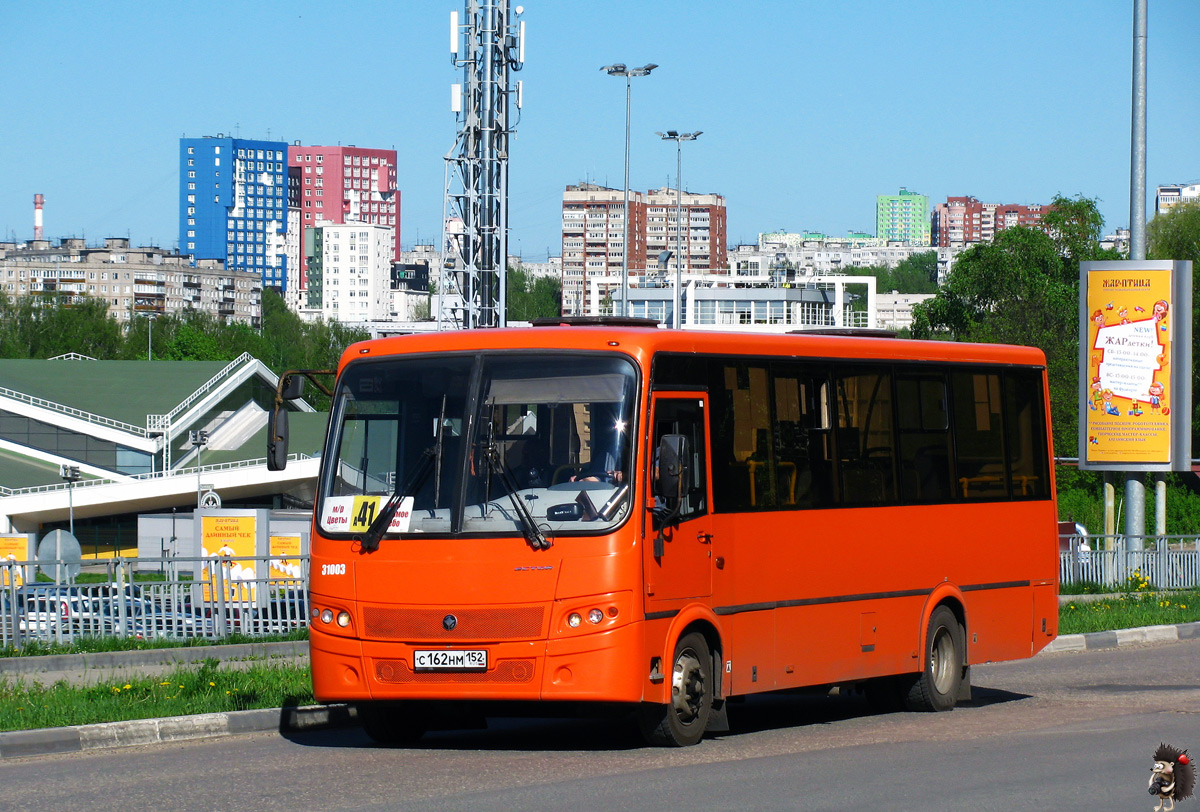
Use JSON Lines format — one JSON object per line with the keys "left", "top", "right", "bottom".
{"left": 362, "top": 606, "right": 545, "bottom": 641}
{"left": 374, "top": 659, "right": 536, "bottom": 684}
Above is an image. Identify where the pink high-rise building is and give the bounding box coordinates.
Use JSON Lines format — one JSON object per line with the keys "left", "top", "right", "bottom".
{"left": 289, "top": 145, "right": 401, "bottom": 291}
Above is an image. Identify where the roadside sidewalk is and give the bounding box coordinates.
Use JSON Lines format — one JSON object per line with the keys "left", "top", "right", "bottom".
{"left": 1042, "top": 619, "right": 1200, "bottom": 653}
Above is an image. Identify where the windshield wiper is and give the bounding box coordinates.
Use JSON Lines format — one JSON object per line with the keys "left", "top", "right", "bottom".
{"left": 358, "top": 447, "right": 436, "bottom": 553}
{"left": 485, "top": 442, "right": 551, "bottom": 551}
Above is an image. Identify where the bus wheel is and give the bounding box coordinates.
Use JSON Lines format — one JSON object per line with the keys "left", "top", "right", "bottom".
{"left": 638, "top": 632, "right": 713, "bottom": 747}
{"left": 357, "top": 702, "right": 427, "bottom": 746}
{"left": 903, "top": 606, "right": 964, "bottom": 712}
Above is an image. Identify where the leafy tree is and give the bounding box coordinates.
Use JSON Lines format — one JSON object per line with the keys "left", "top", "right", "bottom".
{"left": 1147, "top": 202, "right": 1200, "bottom": 454}
{"left": 506, "top": 266, "right": 562, "bottom": 321}
{"left": 889, "top": 251, "right": 939, "bottom": 293}
{"left": 1042, "top": 193, "right": 1112, "bottom": 268}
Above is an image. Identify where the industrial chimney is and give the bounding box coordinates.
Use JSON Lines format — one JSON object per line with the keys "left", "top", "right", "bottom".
{"left": 33, "top": 194, "right": 44, "bottom": 241}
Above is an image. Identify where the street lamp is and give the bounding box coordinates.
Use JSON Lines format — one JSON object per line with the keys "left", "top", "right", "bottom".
{"left": 656, "top": 130, "right": 702, "bottom": 329}
{"left": 602, "top": 62, "right": 658, "bottom": 317}
{"left": 146, "top": 313, "right": 159, "bottom": 361}
{"left": 190, "top": 430, "right": 209, "bottom": 508}
{"left": 60, "top": 464, "right": 81, "bottom": 537}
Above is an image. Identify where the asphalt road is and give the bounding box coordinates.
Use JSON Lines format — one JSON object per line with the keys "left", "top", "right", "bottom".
{"left": 2, "top": 639, "right": 1198, "bottom": 812}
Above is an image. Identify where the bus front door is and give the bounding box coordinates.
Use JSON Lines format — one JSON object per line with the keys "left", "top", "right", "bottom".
{"left": 645, "top": 393, "right": 713, "bottom": 603}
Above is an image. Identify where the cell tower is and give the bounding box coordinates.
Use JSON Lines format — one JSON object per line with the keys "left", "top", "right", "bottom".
{"left": 437, "top": 0, "right": 525, "bottom": 330}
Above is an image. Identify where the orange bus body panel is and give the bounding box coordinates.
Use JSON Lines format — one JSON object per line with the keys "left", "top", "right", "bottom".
{"left": 309, "top": 327, "right": 1058, "bottom": 710}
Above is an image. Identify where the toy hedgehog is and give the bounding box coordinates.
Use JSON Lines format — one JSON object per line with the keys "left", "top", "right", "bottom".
{"left": 1150, "top": 743, "right": 1195, "bottom": 811}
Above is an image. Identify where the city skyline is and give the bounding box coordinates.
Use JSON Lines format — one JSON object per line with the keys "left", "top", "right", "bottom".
{"left": 2, "top": 1, "right": 1197, "bottom": 261}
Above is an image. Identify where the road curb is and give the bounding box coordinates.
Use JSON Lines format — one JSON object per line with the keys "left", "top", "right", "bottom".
{"left": 1041, "top": 620, "right": 1200, "bottom": 653}
{"left": 0, "top": 703, "right": 356, "bottom": 760}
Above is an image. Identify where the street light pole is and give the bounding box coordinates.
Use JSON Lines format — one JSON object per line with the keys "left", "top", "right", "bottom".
{"left": 190, "top": 430, "right": 208, "bottom": 508}
{"left": 656, "top": 131, "right": 702, "bottom": 329}
{"left": 602, "top": 62, "right": 658, "bottom": 317}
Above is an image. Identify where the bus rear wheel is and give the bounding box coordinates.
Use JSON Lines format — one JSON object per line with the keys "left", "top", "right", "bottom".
{"left": 637, "top": 632, "right": 713, "bottom": 747}
{"left": 357, "top": 701, "right": 427, "bottom": 746}
{"left": 902, "top": 606, "right": 965, "bottom": 712}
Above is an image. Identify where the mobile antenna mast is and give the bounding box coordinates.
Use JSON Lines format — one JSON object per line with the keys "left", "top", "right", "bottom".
{"left": 437, "top": 0, "right": 525, "bottom": 330}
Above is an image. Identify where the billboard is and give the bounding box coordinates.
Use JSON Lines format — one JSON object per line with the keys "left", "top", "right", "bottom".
{"left": 1079, "top": 260, "right": 1192, "bottom": 470}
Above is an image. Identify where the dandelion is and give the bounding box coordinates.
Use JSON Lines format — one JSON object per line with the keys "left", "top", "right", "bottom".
{"left": 159, "top": 681, "right": 171, "bottom": 686}
{"left": 209, "top": 682, "right": 216, "bottom": 687}
{"left": 123, "top": 684, "right": 131, "bottom": 690}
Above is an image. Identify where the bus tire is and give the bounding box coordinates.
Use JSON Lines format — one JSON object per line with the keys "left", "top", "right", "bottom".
{"left": 357, "top": 702, "right": 427, "bottom": 746}
{"left": 903, "top": 606, "right": 964, "bottom": 712}
{"left": 637, "top": 632, "right": 713, "bottom": 747}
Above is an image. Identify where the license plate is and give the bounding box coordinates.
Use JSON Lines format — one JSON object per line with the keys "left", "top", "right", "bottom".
{"left": 413, "top": 649, "right": 488, "bottom": 671}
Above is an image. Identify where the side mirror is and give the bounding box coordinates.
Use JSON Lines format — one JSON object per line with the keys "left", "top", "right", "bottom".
{"left": 267, "top": 407, "right": 289, "bottom": 471}
{"left": 655, "top": 433, "right": 692, "bottom": 509}
{"left": 280, "top": 374, "right": 305, "bottom": 400}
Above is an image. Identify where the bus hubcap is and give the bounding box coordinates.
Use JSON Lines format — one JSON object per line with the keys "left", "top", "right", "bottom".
{"left": 671, "top": 648, "right": 705, "bottom": 723}
{"left": 930, "top": 628, "right": 954, "bottom": 693}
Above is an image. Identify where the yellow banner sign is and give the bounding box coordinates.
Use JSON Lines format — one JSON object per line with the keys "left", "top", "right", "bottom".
{"left": 200, "top": 514, "right": 258, "bottom": 602}
{"left": 1084, "top": 268, "right": 1172, "bottom": 464}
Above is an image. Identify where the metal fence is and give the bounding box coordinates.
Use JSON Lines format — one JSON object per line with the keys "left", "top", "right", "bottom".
{"left": 1059, "top": 533, "right": 1200, "bottom": 590}
{"left": 0, "top": 555, "right": 308, "bottom": 650}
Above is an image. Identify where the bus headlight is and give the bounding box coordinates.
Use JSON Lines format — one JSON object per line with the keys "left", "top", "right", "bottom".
{"left": 336, "top": 611, "right": 351, "bottom": 627}
{"left": 587, "top": 609, "right": 604, "bottom": 625}
{"left": 320, "top": 609, "right": 334, "bottom": 624}
{"left": 568, "top": 613, "right": 582, "bottom": 628}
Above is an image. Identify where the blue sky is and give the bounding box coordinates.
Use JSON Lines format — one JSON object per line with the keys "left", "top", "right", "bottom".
{"left": 1, "top": 0, "right": 1197, "bottom": 260}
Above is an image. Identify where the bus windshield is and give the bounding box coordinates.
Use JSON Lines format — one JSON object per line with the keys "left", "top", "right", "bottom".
{"left": 317, "top": 352, "right": 638, "bottom": 539}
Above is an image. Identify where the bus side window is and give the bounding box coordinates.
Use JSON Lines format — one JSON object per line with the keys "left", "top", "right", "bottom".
{"left": 951, "top": 371, "right": 1007, "bottom": 500}
{"left": 835, "top": 368, "right": 897, "bottom": 504}
{"left": 652, "top": 399, "right": 707, "bottom": 522}
{"left": 896, "top": 373, "right": 952, "bottom": 502}
{"left": 1004, "top": 370, "right": 1050, "bottom": 499}
{"left": 772, "top": 368, "right": 834, "bottom": 509}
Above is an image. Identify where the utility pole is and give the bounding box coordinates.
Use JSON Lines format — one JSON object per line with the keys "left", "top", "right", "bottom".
{"left": 438, "top": 0, "right": 525, "bottom": 330}
{"left": 1126, "top": 0, "right": 1149, "bottom": 546}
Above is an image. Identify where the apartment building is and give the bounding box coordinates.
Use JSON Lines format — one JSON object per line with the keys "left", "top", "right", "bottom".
{"left": 288, "top": 144, "right": 400, "bottom": 297}
{"left": 0, "top": 237, "right": 260, "bottom": 326}
{"left": 179, "top": 136, "right": 290, "bottom": 293}
{"left": 304, "top": 221, "right": 393, "bottom": 323}
{"left": 931, "top": 196, "right": 1050, "bottom": 248}
{"left": 560, "top": 183, "right": 726, "bottom": 316}
{"left": 876, "top": 188, "right": 931, "bottom": 246}
{"left": 1156, "top": 182, "right": 1200, "bottom": 215}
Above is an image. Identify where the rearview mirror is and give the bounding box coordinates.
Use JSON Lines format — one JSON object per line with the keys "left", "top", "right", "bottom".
{"left": 655, "top": 433, "right": 692, "bottom": 508}
{"left": 267, "top": 407, "right": 289, "bottom": 471}
{"left": 280, "top": 374, "right": 305, "bottom": 400}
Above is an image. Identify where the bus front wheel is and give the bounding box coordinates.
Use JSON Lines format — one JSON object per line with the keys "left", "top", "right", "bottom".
{"left": 358, "top": 701, "right": 427, "bottom": 746}
{"left": 637, "top": 632, "right": 713, "bottom": 747}
{"left": 903, "top": 606, "right": 965, "bottom": 712}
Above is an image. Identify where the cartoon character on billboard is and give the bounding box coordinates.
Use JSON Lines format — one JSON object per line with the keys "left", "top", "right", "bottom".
{"left": 1153, "top": 299, "right": 1169, "bottom": 332}
{"left": 1149, "top": 381, "right": 1165, "bottom": 414}
{"left": 1102, "top": 389, "right": 1120, "bottom": 416}
{"left": 1090, "top": 378, "right": 1103, "bottom": 411}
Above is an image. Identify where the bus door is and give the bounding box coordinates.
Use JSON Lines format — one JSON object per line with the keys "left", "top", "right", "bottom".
{"left": 645, "top": 393, "right": 713, "bottom": 603}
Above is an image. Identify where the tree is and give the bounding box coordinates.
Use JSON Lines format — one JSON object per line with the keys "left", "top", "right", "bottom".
{"left": 506, "top": 266, "right": 562, "bottom": 321}
{"left": 889, "top": 251, "right": 939, "bottom": 294}
{"left": 1148, "top": 201, "right": 1200, "bottom": 265}
{"left": 1042, "top": 193, "right": 1111, "bottom": 269}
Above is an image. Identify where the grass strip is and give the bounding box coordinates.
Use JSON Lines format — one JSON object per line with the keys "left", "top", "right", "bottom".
{"left": 1059, "top": 588, "right": 1200, "bottom": 635}
{"left": 0, "top": 658, "right": 314, "bottom": 732}
{"left": 0, "top": 629, "right": 308, "bottom": 659}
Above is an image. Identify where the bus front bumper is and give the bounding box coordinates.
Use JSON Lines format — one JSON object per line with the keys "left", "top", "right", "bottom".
{"left": 310, "top": 620, "right": 645, "bottom": 704}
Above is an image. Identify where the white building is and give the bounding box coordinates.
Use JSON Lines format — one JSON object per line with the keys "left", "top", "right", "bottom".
{"left": 307, "top": 221, "right": 393, "bottom": 323}
{"left": 1156, "top": 182, "right": 1200, "bottom": 215}
{"left": 876, "top": 292, "right": 935, "bottom": 333}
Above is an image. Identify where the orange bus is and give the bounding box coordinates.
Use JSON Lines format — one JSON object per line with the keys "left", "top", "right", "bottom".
{"left": 271, "top": 319, "right": 1059, "bottom": 746}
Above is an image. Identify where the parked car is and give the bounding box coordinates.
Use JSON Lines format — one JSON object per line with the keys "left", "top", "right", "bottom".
{"left": 251, "top": 590, "right": 309, "bottom": 634}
